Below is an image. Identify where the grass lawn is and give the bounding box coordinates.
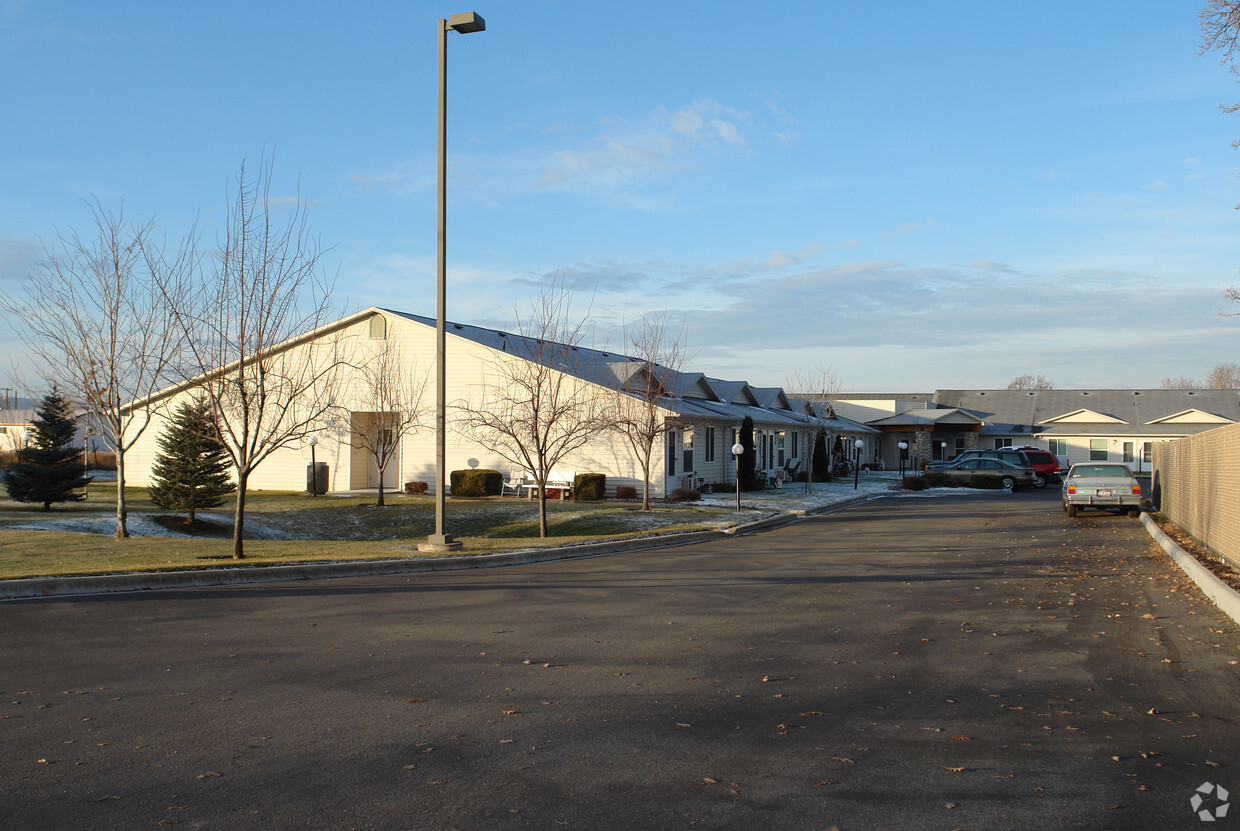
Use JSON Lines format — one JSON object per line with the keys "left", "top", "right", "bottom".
{"left": 0, "top": 486, "right": 765, "bottom": 580}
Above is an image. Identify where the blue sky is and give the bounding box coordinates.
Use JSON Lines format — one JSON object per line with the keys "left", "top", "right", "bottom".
{"left": 3, "top": 1, "right": 1240, "bottom": 393}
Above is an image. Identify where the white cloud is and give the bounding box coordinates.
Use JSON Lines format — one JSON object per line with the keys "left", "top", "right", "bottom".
{"left": 352, "top": 98, "right": 752, "bottom": 213}
{"left": 539, "top": 98, "right": 749, "bottom": 192}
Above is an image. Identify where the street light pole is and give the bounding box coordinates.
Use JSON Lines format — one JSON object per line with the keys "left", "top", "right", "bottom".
{"left": 422, "top": 11, "right": 484, "bottom": 553}
{"left": 309, "top": 436, "right": 318, "bottom": 497}
{"left": 853, "top": 438, "right": 864, "bottom": 490}
{"left": 731, "top": 442, "right": 744, "bottom": 511}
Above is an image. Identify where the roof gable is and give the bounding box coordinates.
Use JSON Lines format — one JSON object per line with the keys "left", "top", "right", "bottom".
{"left": 1147, "top": 408, "right": 1234, "bottom": 425}
{"left": 1042, "top": 408, "right": 1129, "bottom": 425}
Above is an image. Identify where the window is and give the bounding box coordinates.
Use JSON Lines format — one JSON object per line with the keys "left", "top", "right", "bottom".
{"left": 683, "top": 427, "right": 694, "bottom": 473}
{"left": 995, "top": 438, "right": 1013, "bottom": 449}
{"left": 791, "top": 431, "right": 798, "bottom": 460}
{"left": 667, "top": 431, "right": 676, "bottom": 476}
{"left": 954, "top": 437, "right": 965, "bottom": 455}
{"left": 369, "top": 315, "right": 387, "bottom": 339}
{"left": 776, "top": 431, "right": 786, "bottom": 466}
{"left": 1089, "top": 439, "right": 1108, "bottom": 461}
{"left": 1048, "top": 438, "right": 1068, "bottom": 457}
{"left": 1122, "top": 442, "right": 1134, "bottom": 464}
{"left": 704, "top": 426, "right": 716, "bottom": 462}
{"left": 1142, "top": 442, "right": 1153, "bottom": 464}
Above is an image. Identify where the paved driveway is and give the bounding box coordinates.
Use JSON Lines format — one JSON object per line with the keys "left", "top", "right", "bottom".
{"left": 3, "top": 491, "right": 1238, "bottom": 830}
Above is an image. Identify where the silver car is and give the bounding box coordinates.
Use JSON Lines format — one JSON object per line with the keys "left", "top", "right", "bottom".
{"left": 1061, "top": 463, "right": 1143, "bottom": 517}
{"left": 930, "top": 457, "right": 1037, "bottom": 490}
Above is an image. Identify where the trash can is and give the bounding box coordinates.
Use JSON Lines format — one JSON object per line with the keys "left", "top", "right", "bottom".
{"left": 307, "top": 462, "right": 328, "bottom": 495}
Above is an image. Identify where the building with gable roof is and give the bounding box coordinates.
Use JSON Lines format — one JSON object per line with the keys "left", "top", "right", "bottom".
{"left": 826, "top": 389, "right": 1240, "bottom": 472}
{"left": 122, "top": 308, "right": 878, "bottom": 497}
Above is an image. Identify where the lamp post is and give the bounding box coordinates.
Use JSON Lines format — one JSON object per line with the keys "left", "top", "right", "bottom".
{"left": 897, "top": 440, "right": 908, "bottom": 479}
{"left": 941, "top": 441, "right": 947, "bottom": 463}
{"left": 731, "top": 442, "right": 744, "bottom": 511}
{"left": 308, "top": 436, "right": 318, "bottom": 496}
{"left": 422, "top": 10, "right": 485, "bottom": 554}
{"left": 853, "top": 438, "right": 864, "bottom": 489}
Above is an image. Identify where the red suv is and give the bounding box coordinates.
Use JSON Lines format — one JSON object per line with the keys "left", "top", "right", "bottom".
{"left": 1009, "top": 446, "right": 1061, "bottom": 488}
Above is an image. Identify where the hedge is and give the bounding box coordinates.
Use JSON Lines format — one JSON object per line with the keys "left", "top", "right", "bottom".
{"left": 450, "top": 469, "right": 503, "bottom": 497}
{"left": 573, "top": 473, "right": 606, "bottom": 501}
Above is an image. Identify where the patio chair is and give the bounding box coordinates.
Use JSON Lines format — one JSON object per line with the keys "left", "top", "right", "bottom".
{"left": 501, "top": 471, "right": 526, "bottom": 497}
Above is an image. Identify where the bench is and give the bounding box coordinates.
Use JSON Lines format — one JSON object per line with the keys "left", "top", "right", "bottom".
{"left": 520, "top": 470, "right": 576, "bottom": 500}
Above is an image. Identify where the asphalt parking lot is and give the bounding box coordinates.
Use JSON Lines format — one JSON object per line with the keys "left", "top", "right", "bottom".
{"left": 3, "top": 489, "right": 1238, "bottom": 830}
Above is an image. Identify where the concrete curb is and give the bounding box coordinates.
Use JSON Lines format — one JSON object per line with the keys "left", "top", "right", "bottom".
{"left": 0, "top": 493, "right": 891, "bottom": 602}
{"left": 1142, "top": 512, "right": 1240, "bottom": 627}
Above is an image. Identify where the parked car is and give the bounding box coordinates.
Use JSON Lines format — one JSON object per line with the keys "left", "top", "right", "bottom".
{"left": 928, "top": 449, "right": 1025, "bottom": 469}
{"left": 1008, "top": 446, "right": 1062, "bottom": 488}
{"left": 1061, "top": 463, "right": 1142, "bottom": 517}
{"left": 928, "top": 447, "right": 1060, "bottom": 489}
{"left": 930, "top": 457, "right": 1038, "bottom": 491}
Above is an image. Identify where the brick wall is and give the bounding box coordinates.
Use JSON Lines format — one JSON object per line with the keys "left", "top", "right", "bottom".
{"left": 1152, "top": 423, "right": 1240, "bottom": 568}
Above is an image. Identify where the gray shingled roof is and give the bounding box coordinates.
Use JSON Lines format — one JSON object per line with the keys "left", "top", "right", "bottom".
{"left": 934, "top": 389, "right": 1240, "bottom": 436}
{"left": 384, "top": 309, "right": 849, "bottom": 430}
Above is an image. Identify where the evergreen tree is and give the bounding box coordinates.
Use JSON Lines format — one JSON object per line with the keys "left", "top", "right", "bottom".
{"left": 811, "top": 434, "right": 831, "bottom": 482}
{"left": 148, "top": 399, "right": 236, "bottom": 523}
{"left": 739, "top": 416, "right": 759, "bottom": 491}
{"left": 3, "top": 388, "right": 89, "bottom": 510}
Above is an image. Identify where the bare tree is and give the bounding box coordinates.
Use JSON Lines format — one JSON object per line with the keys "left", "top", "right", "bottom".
{"left": 1206, "top": 362, "right": 1240, "bottom": 388}
{"left": 608, "top": 313, "right": 693, "bottom": 510}
{"left": 1160, "top": 375, "right": 1206, "bottom": 389}
{"left": 346, "top": 331, "right": 431, "bottom": 507}
{"left": 457, "top": 279, "right": 610, "bottom": 537}
{"left": 1, "top": 200, "right": 190, "bottom": 538}
{"left": 1201, "top": 2, "right": 1240, "bottom": 311}
{"left": 1005, "top": 374, "right": 1055, "bottom": 390}
{"left": 788, "top": 361, "right": 844, "bottom": 494}
{"left": 167, "top": 157, "right": 343, "bottom": 559}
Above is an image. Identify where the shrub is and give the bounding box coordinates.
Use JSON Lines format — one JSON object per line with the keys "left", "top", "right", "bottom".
{"left": 450, "top": 468, "right": 503, "bottom": 497}
{"left": 574, "top": 473, "right": 606, "bottom": 502}
{"left": 902, "top": 475, "right": 928, "bottom": 490}
{"left": 969, "top": 473, "right": 1004, "bottom": 490}
{"left": 615, "top": 485, "right": 637, "bottom": 500}
{"left": 404, "top": 481, "right": 428, "bottom": 495}
{"left": 923, "top": 471, "right": 952, "bottom": 488}
{"left": 667, "top": 487, "right": 701, "bottom": 502}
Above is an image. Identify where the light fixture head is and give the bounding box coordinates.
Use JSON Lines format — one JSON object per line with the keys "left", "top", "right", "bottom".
{"left": 854, "top": 439, "right": 864, "bottom": 449}
{"left": 731, "top": 443, "right": 744, "bottom": 457}
{"left": 448, "top": 11, "right": 485, "bottom": 33}
{"left": 309, "top": 436, "right": 318, "bottom": 447}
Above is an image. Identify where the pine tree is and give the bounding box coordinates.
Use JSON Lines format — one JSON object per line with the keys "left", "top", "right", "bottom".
{"left": 148, "top": 399, "right": 236, "bottom": 523}
{"left": 3, "top": 388, "right": 90, "bottom": 510}
{"left": 739, "top": 416, "right": 759, "bottom": 491}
